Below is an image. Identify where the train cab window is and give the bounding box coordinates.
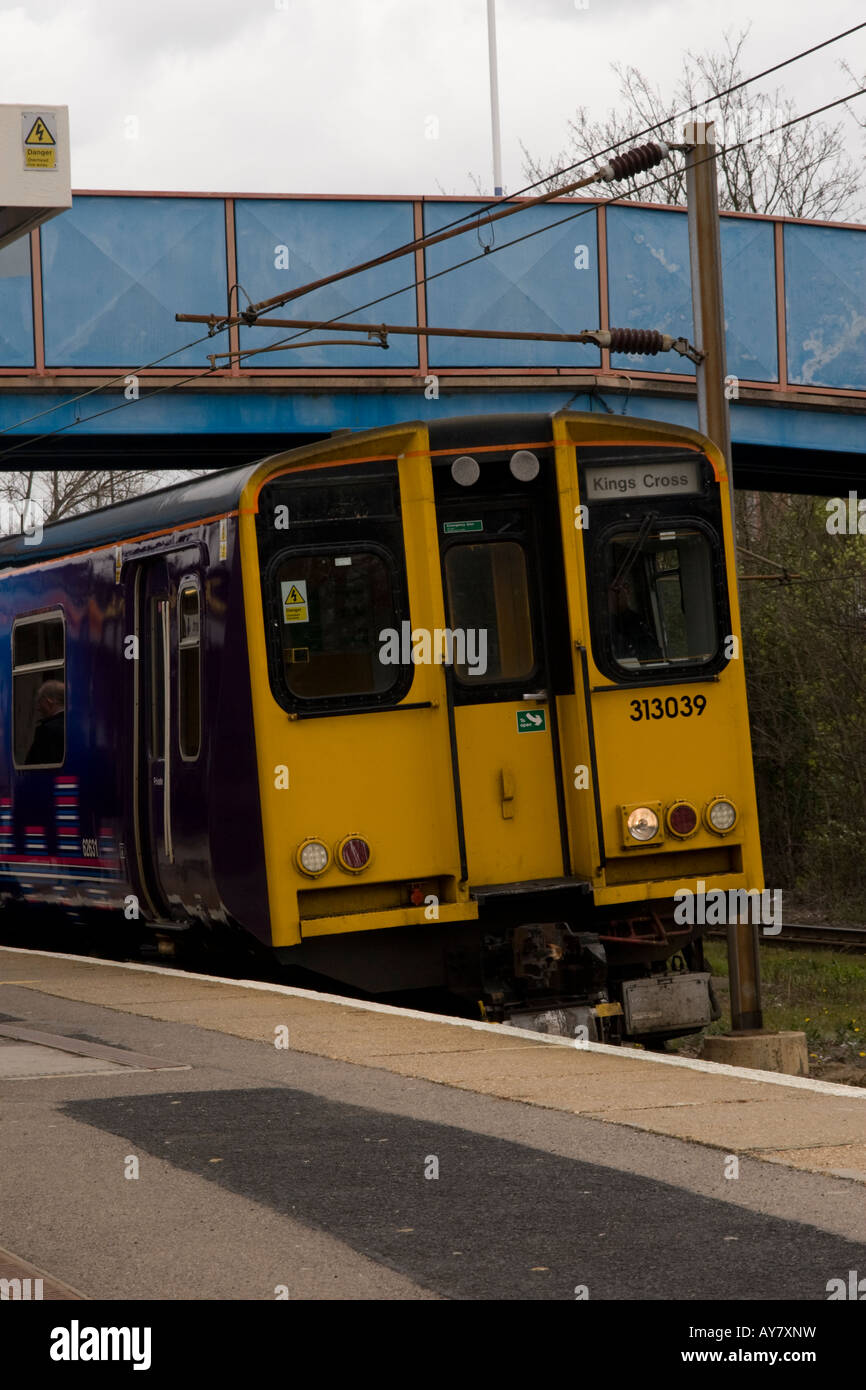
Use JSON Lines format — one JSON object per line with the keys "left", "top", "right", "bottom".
{"left": 274, "top": 551, "right": 399, "bottom": 700}
{"left": 444, "top": 541, "right": 534, "bottom": 683}
{"left": 178, "top": 586, "right": 201, "bottom": 760}
{"left": 12, "top": 613, "right": 66, "bottom": 768}
{"left": 604, "top": 527, "right": 717, "bottom": 674}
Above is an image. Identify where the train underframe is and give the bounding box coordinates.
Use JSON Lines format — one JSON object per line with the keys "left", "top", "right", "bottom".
{"left": 448, "top": 898, "right": 720, "bottom": 1044}
{"left": 0, "top": 886, "right": 721, "bottom": 1046}
{"left": 472, "top": 915, "right": 719, "bottom": 1044}
{"left": 272, "top": 886, "right": 722, "bottom": 1046}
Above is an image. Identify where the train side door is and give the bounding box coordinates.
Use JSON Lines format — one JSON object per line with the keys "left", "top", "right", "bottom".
{"left": 130, "top": 551, "right": 205, "bottom": 923}
{"left": 436, "top": 491, "right": 570, "bottom": 888}
{"left": 132, "top": 558, "right": 172, "bottom": 917}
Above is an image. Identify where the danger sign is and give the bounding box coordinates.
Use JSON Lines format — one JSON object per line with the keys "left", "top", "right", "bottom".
{"left": 22, "top": 112, "right": 57, "bottom": 170}
{"left": 281, "top": 579, "right": 308, "bottom": 623}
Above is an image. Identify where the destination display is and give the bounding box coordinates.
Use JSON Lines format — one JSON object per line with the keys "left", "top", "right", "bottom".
{"left": 583, "top": 459, "right": 702, "bottom": 501}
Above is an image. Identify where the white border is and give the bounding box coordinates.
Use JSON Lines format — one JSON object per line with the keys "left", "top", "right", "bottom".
{"left": 1, "top": 945, "right": 864, "bottom": 1099}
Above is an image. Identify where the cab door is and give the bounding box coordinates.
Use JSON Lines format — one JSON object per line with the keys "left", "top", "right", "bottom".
{"left": 437, "top": 493, "right": 570, "bottom": 887}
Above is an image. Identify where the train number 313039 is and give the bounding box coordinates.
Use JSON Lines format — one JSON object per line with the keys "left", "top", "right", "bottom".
{"left": 629, "top": 695, "right": 707, "bottom": 721}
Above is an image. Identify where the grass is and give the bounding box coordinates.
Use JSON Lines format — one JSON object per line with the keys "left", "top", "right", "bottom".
{"left": 669, "top": 944, "right": 866, "bottom": 1077}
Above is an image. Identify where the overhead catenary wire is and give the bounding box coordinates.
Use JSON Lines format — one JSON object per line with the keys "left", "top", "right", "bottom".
{"left": 0, "top": 148, "right": 688, "bottom": 463}
{"left": 0, "top": 81, "right": 864, "bottom": 464}
{"left": 1, "top": 20, "right": 864, "bottom": 447}
{"left": 0, "top": 330, "right": 229, "bottom": 441}
{"left": 1, "top": 87, "right": 863, "bottom": 463}
{"left": 204, "top": 320, "right": 703, "bottom": 366}
{"left": 423, "top": 19, "right": 866, "bottom": 235}
{"left": 198, "top": 85, "right": 866, "bottom": 368}
{"left": 180, "top": 141, "right": 675, "bottom": 333}
{"left": 179, "top": 22, "right": 866, "bottom": 334}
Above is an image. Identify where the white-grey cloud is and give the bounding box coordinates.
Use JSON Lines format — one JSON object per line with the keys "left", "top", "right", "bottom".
{"left": 0, "top": 0, "right": 861, "bottom": 198}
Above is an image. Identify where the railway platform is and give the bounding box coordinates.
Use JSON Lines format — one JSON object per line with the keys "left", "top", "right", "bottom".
{"left": 1, "top": 944, "right": 865, "bottom": 1302}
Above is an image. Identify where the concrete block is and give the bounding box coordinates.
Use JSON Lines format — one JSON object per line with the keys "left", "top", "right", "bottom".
{"left": 700, "top": 1030, "right": 809, "bottom": 1076}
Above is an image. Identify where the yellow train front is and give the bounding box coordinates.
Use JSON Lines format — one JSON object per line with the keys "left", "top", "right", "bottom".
{"left": 240, "top": 410, "right": 763, "bottom": 1042}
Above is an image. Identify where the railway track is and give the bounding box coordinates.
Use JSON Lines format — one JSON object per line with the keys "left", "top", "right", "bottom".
{"left": 705, "top": 921, "right": 866, "bottom": 951}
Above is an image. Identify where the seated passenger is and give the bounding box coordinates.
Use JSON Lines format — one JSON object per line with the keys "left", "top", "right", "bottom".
{"left": 25, "top": 679, "right": 65, "bottom": 766}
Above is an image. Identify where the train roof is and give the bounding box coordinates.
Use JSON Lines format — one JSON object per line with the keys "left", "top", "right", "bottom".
{"left": 0, "top": 461, "right": 263, "bottom": 570}
{"left": 0, "top": 414, "right": 556, "bottom": 570}
{"left": 427, "top": 412, "right": 555, "bottom": 452}
{"left": 0, "top": 412, "right": 712, "bottom": 570}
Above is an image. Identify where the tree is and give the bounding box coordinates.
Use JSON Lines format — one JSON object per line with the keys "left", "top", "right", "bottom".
{"left": 736, "top": 491, "right": 866, "bottom": 917}
{"left": 841, "top": 58, "right": 866, "bottom": 150}
{"left": 522, "top": 28, "right": 863, "bottom": 220}
{"left": 0, "top": 467, "right": 210, "bottom": 532}
{"left": 522, "top": 29, "right": 866, "bottom": 918}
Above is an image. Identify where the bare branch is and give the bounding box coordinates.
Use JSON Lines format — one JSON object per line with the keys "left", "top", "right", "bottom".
{"left": 522, "top": 27, "right": 863, "bottom": 220}
{"left": 0, "top": 468, "right": 213, "bottom": 530}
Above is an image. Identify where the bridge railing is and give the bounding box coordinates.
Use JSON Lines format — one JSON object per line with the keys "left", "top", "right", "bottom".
{"left": 0, "top": 191, "right": 863, "bottom": 395}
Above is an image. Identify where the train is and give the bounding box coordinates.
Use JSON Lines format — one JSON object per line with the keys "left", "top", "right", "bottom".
{"left": 0, "top": 410, "right": 763, "bottom": 1042}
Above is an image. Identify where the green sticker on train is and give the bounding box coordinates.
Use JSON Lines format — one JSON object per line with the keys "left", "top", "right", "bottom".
{"left": 443, "top": 520, "right": 483, "bottom": 533}
{"left": 517, "top": 710, "right": 546, "bottom": 732}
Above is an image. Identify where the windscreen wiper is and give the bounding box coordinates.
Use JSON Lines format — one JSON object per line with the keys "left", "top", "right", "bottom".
{"left": 609, "top": 510, "right": 657, "bottom": 594}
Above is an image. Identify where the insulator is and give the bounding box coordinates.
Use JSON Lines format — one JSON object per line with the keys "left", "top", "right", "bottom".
{"left": 600, "top": 141, "right": 669, "bottom": 183}
{"left": 606, "top": 328, "right": 667, "bottom": 355}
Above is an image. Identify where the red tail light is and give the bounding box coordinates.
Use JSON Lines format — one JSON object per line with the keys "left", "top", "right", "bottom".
{"left": 667, "top": 801, "right": 698, "bottom": 838}
{"left": 337, "top": 835, "right": 372, "bottom": 873}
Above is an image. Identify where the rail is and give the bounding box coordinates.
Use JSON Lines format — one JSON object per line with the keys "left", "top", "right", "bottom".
{"left": 704, "top": 921, "right": 866, "bottom": 951}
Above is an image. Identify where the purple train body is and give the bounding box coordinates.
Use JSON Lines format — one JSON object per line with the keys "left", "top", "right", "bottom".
{"left": 0, "top": 469, "right": 270, "bottom": 956}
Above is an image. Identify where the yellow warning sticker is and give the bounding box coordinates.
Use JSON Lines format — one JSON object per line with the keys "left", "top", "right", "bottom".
{"left": 281, "top": 579, "right": 308, "bottom": 623}
{"left": 23, "top": 112, "right": 57, "bottom": 170}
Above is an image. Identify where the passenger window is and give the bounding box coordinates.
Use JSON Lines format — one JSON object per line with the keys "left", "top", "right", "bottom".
{"left": 178, "top": 587, "right": 201, "bottom": 760}
{"left": 444, "top": 541, "right": 534, "bottom": 683}
{"left": 274, "top": 551, "right": 399, "bottom": 699}
{"left": 12, "top": 613, "right": 66, "bottom": 768}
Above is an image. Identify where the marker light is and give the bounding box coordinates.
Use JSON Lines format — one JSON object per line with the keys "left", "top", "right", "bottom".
{"left": 296, "top": 838, "right": 330, "bottom": 876}
{"left": 451, "top": 455, "right": 480, "bottom": 486}
{"left": 705, "top": 798, "right": 738, "bottom": 834}
{"left": 666, "top": 801, "right": 698, "bottom": 838}
{"left": 627, "top": 807, "right": 659, "bottom": 842}
{"left": 337, "top": 834, "right": 372, "bottom": 873}
{"left": 509, "top": 450, "right": 540, "bottom": 481}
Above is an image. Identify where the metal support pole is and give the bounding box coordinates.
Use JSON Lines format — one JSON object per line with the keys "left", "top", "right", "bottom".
{"left": 685, "top": 121, "right": 733, "bottom": 513}
{"left": 726, "top": 921, "right": 763, "bottom": 1033}
{"left": 486, "top": 0, "right": 504, "bottom": 196}
{"left": 685, "top": 121, "right": 763, "bottom": 1032}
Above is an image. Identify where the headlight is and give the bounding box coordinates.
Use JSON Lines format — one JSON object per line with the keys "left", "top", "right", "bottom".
{"left": 627, "top": 807, "right": 659, "bottom": 842}
{"left": 296, "top": 838, "right": 330, "bottom": 876}
{"left": 451, "top": 455, "right": 480, "bottom": 486}
{"left": 509, "top": 450, "right": 540, "bottom": 481}
{"left": 336, "top": 834, "right": 372, "bottom": 873}
{"left": 705, "top": 798, "right": 737, "bottom": 834}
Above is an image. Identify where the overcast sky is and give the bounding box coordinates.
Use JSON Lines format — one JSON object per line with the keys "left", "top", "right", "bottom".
{"left": 1, "top": 0, "right": 864, "bottom": 198}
